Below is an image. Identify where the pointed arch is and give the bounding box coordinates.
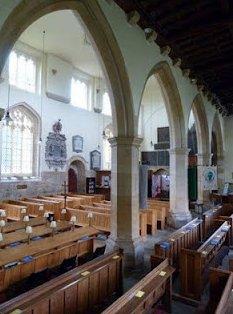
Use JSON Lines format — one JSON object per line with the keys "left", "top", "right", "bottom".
{"left": 189, "top": 94, "right": 210, "bottom": 155}
{"left": 139, "top": 61, "right": 186, "bottom": 149}
{"left": 212, "top": 112, "right": 224, "bottom": 157}
{"left": 0, "top": 0, "right": 135, "bottom": 138}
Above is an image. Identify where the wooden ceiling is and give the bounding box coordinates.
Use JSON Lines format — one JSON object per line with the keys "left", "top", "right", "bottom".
{"left": 114, "top": 0, "right": 233, "bottom": 116}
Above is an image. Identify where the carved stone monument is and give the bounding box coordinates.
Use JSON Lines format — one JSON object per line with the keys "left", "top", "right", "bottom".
{"left": 45, "top": 119, "right": 67, "bottom": 170}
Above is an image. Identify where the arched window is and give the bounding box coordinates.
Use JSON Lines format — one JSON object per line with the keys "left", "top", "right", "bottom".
{"left": 103, "top": 125, "right": 113, "bottom": 170}
{"left": 9, "top": 50, "right": 36, "bottom": 93}
{"left": 102, "top": 92, "right": 112, "bottom": 116}
{"left": 1, "top": 104, "right": 39, "bottom": 178}
{"left": 71, "top": 77, "right": 88, "bottom": 109}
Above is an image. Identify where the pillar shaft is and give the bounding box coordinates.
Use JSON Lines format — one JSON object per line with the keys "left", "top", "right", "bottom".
{"left": 105, "top": 136, "right": 144, "bottom": 268}
{"left": 139, "top": 164, "right": 148, "bottom": 209}
{"left": 197, "top": 154, "right": 211, "bottom": 203}
{"left": 169, "top": 147, "right": 192, "bottom": 228}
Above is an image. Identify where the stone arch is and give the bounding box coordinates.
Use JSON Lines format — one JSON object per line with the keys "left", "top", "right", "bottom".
{"left": 67, "top": 156, "right": 87, "bottom": 194}
{"left": 189, "top": 94, "right": 210, "bottom": 155}
{"left": 212, "top": 112, "right": 224, "bottom": 158}
{"left": 0, "top": 0, "right": 135, "bottom": 138}
{"left": 139, "top": 61, "right": 186, "bottom": 149}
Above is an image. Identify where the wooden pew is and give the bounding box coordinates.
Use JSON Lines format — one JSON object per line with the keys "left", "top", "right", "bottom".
{"left": 180, "top": 221, "right": 231, "bottom": 300}
{"left": 147, "top": 203, "right": 167, "bottom": 229}
{"left": 202, "top": 205, "right": 224, "bottom": 238}
{"left": 0, "top": 226, "right": 98, "bottom": 292}
{"left": 39, "top": 196, "right": 74, "bottom": 209}
{"left": 93, "top": 202, "right": 111, "bottom": 208}
{"left": 67, "top": 208, "right": 110, "bottom": 232}
{"left": 80, "top": 204, "right": 111, "bottom": 214}
{"left": 0, "top": 250, "right": 123, "bottom": 314}
{"left": 22, "top": 198, "right": 61, "bottom": 220}
{"left": 3, "top": 200, "right": 44, "bottom": 218}
{"left": 68, "top": 193, "right": 105, "bottom": 204}
{"left": 0, "top": 221, "right": 71, "bottom": 249}
{"left": 3, "top": 217, "right": 46, "bottom": 234}
{"left": 197, "top": 268, "right": 233, "bottom": 314}
{"left": 51, "top": 194, "right": 85, "bottom": 208}
{"left": 215, "top": 213, "right": 233, "bottom": 245}
{"left": 148, "top": 199, "right": 170, "bottom": 217}
{"left": 67, "top": 208, "right": 147, "bottom": 239}
{"left": 153, "top": 218, "right": 203, "bottom": 267}
{"left": 0, "top": 203, "right": 24, "bottom": 221}
{"left": 102, "top": 258, "right": 175, "bottom": 314}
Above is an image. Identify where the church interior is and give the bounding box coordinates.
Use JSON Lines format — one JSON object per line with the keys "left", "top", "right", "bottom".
{"left": 0, "top": 1, "right": 232, "bottom": 313}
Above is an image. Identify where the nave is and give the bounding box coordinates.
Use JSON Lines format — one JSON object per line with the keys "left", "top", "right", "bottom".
{"left": 0, "top": 0, "right": 233, "bottom": 313}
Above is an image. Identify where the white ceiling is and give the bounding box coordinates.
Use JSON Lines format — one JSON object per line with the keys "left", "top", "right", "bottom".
{"left": 19, "top": 10, "right": 103, "bottom": 77}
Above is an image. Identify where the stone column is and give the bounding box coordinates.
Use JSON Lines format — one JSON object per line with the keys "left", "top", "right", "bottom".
{"left": 169, "top": 147, "right": 192, "bottom": 228}
{"left": 139, "top": 164, "right": 148, "bottom": 209}
{"left": 217, "top": 153, "right": 225, "bottom": 190}
{"left": 105, "top": 136, "right": 144, "bottom": 268}
{"left": 197, "top": 154, "right": 211, "bottom": 203}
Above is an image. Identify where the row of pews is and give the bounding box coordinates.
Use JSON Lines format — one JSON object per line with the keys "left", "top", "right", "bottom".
{"left": 0, "top": 251, "right": 175, "bottom": 314}
{"left": 152, "top": 201, "right": 233, "bottom": 312}
{"left": 0, "top": 193, "right": 177, "bottom": 313}
{"left": 0, "top": 194, "right": 170, "bottom": 240}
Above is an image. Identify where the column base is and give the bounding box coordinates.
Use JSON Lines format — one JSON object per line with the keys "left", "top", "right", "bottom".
{"left": 105, "top": 235, "right": 144, "bottom": 270}
{"left": 168, "top": 211, "right": 192, "bottom": 229}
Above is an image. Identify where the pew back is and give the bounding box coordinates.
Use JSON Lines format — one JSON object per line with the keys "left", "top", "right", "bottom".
{"left": 154, "top": 218, "right": 202, "bottom": 267}
{"left": 102, "top": 258, "right": 174, "bottom": 314}
{"left": 180, "top": 221, "right": 231, "bottom": 300}
{"left": 0, "top": 250, "right": 123, "bottom": 314}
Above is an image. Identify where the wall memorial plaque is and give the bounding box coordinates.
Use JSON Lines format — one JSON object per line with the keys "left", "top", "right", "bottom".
{"left": 45, "top": 119, "right": 67, "bottom": 170}
{"left": 90, "top": 150, "right": 101, "bottom": 171}
{"left": 72, "top": 135, "right": 83, "bottom": 153}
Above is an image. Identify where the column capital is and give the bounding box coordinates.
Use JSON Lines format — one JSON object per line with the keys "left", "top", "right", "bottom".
{"left": 109, "top": 136, "right": 143, "bottom": 148}
{"left": 169, "top": 147, "right": 190, "bottom": 155}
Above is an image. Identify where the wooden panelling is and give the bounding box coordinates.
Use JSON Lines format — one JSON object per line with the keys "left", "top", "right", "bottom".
{"left": 102, "top": 258, "right": 174, "bottom": 314}
{"left": 0, "top": 251, "right": 123, "bottom": 314}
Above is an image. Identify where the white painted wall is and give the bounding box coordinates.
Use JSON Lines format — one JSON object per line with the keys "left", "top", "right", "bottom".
{"left": 0, "top": 41, "right": 112, "bottom": 177}
{"left": 139, "top": 75, "right": 169, "bottom": 151}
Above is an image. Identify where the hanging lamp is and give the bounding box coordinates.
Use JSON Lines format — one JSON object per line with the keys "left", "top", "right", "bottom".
{"left": 2, "top": 82, "right": 13, "bottom": 126}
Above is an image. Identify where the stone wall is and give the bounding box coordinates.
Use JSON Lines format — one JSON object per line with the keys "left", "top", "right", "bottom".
{"left": 0, "top": 171, "right": 66, "bottom": 200}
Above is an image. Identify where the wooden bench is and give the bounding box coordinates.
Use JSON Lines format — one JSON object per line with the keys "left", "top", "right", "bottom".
{"left": 0, "top": 226, "right": 98, "bottom": 292}
{"left": 3, "top": 200, "right": 45, "bottom": 218}
{"left": 153, "top": 218, "right": 203, "bottom": 267}
{"left": 3, "top": 217, "right": 46, "bottom": 234}
{"left": 197, "top": 268, "right": 233, "bottom": 314}
{"left": 39, "top": 196, "right": 74, "bottom": 209}
{"left": 68, "top": 193, "right": 104, "bottom": 204}
{"left": 180, "top": 221, "right": 231, "bottom": 300}
{"left": 67, "top": 208, "right": 147, "bottom": 239}
{"left": 22, "top": 198, "right": 61, "bottom": 220}
{"left": 148, "top": 199, "right": 170, "bottom": 217}
{"left": 141, "top": 208, "right": 157, "bottom": 235}
{"left": 102, "top": 258, "right": 175, "bottom": 314}
{"left": 80, "top": 204, "right": 111, "bottom": 214}
{"left": 0, "top": 221, "right": 71, "bottom": 249}
{"left": 202, "top": 206, "right": 224, "bottom": 238}
{"left": 67, "top": 208, "right": 110, "bottom": 232}
{"left": 93, "top": 202, "right": 111, "bottom": 208}
{"left": 0, "top": 203, "right": 24, "bottom": 221}
{"left": 52, "top": 194, "right": 84, "bottom": 208}
{"left": 0, "top": 250, "right": 123, "bottom": 314}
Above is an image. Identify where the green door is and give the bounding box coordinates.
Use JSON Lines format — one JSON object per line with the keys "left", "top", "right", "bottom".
{"left": 188, "top": 166, "right": 197, "bottom": 201}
